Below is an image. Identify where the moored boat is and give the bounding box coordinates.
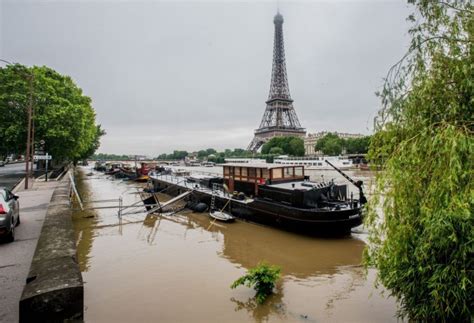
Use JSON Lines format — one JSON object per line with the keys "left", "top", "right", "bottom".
{"left": 117, "top": 165, "right": 137, "bottom": 180}
{"left": 146, "top": 163, "right": 366, "bottom": 235}
{"left": 209, "top": 210, "right": 235, "bottom": 222}
{"left": 94, "top": 161, "right": 107, "bottom": 171}
{"left": 105, "top": 162, "right": 123, "bottom": 175}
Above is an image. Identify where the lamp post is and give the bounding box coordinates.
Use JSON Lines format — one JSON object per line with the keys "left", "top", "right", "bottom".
{"left": 1, "top": 59, "right": 35, "bottom": 189}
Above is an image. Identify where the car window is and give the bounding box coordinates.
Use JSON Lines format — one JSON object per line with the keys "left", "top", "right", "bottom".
{"left": 4, "top": 189, "right": 13, "bottom": 201}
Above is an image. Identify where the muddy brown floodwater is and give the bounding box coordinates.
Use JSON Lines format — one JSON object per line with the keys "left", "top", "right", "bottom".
{"left": 72, "top": 166, "right": 399, "bottom": 323}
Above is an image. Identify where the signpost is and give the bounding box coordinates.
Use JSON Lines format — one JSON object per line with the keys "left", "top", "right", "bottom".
{"left": 33, "top": 154, "right": 51, "bottom": 160}
{"left": 34, "top": 153, "right": 51, "bottom": 181}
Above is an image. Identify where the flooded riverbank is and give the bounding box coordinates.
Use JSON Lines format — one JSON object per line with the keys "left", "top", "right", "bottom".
{"left": 73, "top": 166, "right": 398, "bottom": 322}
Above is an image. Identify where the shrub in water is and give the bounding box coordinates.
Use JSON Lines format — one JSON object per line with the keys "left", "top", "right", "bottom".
{"left": 231, "top": 262, "right": 281, "bottom": 304}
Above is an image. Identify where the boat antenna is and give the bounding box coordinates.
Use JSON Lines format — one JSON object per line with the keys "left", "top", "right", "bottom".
{"left": 324, "top": 160, "right": 367, "bottom": 204}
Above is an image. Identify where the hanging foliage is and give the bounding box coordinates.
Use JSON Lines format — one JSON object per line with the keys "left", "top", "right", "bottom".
{"left": 364, "top": 1, "right": 473, "bottom": 322}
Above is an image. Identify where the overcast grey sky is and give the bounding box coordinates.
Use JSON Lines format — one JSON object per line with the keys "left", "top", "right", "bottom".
{"left": 1, "top": 0, "right": 412, "bottom": 155}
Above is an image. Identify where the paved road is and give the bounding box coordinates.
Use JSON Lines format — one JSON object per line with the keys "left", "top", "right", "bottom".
{"left": 0, "top": 163, "right": 26, "bottom": 190}
{"left": 0, "top": 181, "right": 58, "bottom": 323}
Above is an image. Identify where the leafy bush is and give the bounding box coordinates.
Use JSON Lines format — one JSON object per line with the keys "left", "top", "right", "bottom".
{"left": 231, "top": 262, "right": 281, "bottom": 304}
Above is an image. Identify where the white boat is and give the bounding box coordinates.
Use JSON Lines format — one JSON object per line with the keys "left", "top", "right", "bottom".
{"left": 202, "top": 161, "right": 215, "bottom": 167}
{"left": 209, "top": 210, "right": 235, "bottom": 222}
{"left": 274, "top": 156, "right": 354, "bottom": 170}
{"left": 224, "top": 158, "right": 267, "bottom": 164}
{"left": 172, "top": 168, "right": 190, "bottom": 176}
{"left": 186, "top": 160, "right": 201, "bottom": 167}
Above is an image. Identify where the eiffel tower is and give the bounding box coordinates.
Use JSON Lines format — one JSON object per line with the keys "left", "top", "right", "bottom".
{"left": 247, "top": 12, "right": 306, "bottom": 152}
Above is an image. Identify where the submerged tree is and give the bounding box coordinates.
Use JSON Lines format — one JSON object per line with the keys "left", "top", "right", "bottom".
{"left": 364, "top": 1, "right": 473, "bottom": 322}
{"left": 231, "top": 262, "right": 281, "bottom": 304}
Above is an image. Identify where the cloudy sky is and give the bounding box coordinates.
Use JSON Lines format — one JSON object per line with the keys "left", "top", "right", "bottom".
{"left": 1, "top": 0, "right": 412, "bottom": 155}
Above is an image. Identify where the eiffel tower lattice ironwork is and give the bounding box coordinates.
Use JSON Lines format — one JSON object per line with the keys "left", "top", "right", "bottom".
{"left": 247, "top": 12, "right": 306, "bottom": 152}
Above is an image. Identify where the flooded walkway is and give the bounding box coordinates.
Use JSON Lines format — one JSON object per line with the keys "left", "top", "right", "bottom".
{"left": 73, "top": 166, "right": 398, "bottom": 322}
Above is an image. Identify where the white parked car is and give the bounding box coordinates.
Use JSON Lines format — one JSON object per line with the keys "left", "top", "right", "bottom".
{"left": 0, "top": 187, "right": 20, "bottom": 243}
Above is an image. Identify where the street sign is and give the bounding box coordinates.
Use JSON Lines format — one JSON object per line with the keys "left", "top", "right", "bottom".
{"left": 34, "top": 154, "right": 52, "bottom": 160}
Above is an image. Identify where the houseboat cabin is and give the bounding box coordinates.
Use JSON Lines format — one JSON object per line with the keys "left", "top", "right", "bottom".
{"left": 223, "top": 163, "right": 305, "bottom": 196}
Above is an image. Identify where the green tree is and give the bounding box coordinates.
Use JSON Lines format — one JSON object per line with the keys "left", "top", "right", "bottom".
{"left": 261, "top": 136, "right": 304, "bottom": 156}
{"left": 364, "top": 1, "right": 473, "bottom": 321}
{"left": 171, "top": 150, "right": 188, "bottom": 160}
{"left": 206, "top": 148, "right": 217, "bottom": 155}
{"left": 79, "top": 125, "right": 106, "bottom": 161}
{"left": 232, "top": 148, "right": 247, "bottom": 156}
{"left": 288, "top": 137, "right": 305, "bottom": 156}
{"left": 197, "top": 150, "right": 208, "bottom": 158}
{"left": 344, "top": 136, "right": 371, "bottom": 154}
{"left": 315, "top": 133, "right": 343, "bottom": 155}
{"left": 0, "top": 64, "right": 103, "bottom": 162}
{"left": 92, "top": 153, "right": 130, "bottom": 161}
{"left": 224, "top": 149, "right": 232, "bottom": 157}
{"left": 268, "top": 146, "right": 284, "bottom": 155}
{"left": 157, "top": 153, "right": 168, "bottom": 160}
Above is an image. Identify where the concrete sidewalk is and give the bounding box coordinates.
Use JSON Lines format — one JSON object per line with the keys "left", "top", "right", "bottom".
{"left": 0, "top": 180, "right": 59, "bottom": 323}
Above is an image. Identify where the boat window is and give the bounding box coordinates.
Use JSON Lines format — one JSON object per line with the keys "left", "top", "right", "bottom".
{"left": 295, "top": 167, "right": 303, "bottom": 176}
{"left": 256, "top": 168, "right": 261, "bottom": 178}
{"left": 248, "top": 167, "right": 256, "bottom": 178}
{"left": 284, "top": 167, "right": 293, "bottom": 177}
{"left": 241, "top": 167, "right": 248, "bottom": 177}
{"left": 224, "top": 167, "right": 229, "bottom": 175}
{"left": 262, "top": 168, "right": 269, "bottom": 179}
{"left": 273, "top": 168, "right": 283, "bottom": 179}
{"left": 235, "top": 167, "right": 241, "bottom": 176}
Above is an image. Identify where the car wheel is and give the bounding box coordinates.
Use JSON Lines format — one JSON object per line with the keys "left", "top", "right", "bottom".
{"left": 6, "top": 222, "right": 15, "bottom": 243}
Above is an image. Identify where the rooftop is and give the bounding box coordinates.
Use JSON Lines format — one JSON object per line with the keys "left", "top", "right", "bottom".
{"left": 222, "top": 163, "right": 303, "bottom": 169}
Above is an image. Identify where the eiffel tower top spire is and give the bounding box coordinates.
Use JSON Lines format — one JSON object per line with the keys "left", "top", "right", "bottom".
{"left": 268, "top": 11, "right": 292, "bottom": 102}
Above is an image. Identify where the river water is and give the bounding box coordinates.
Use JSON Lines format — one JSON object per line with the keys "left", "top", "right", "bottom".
{"left": 72, "top": 166, "right": 399, "bottom": 322}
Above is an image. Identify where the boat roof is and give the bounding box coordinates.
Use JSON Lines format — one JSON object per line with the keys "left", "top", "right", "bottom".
{"left": 223, "top": 163, "right": 303, "bottom": 169}
{"left": 267, "top": 181, "right": 330, "bottom": 191}
{"left": 187, "top": 174, "right": 218, "bottom": 179}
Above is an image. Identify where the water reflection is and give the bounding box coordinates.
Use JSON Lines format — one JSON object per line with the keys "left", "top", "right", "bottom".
{"left": 231, "top": 285, "right": 286, "bottom": 323}
{"left": 132, "top": 210, "right": 369, "bottom": 320}
{"left": 137, "top": 214, "right": 161, "bottom": 244}
{"left": 140, "top": 210, "right": 365, "bottom": 279}
{"left": 72, "top": 169, "right": 98, "bottom": 272}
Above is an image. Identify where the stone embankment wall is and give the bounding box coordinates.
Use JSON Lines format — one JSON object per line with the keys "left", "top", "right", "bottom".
{"left": 19, "top": 172, "right": 83, "bottom": 322}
